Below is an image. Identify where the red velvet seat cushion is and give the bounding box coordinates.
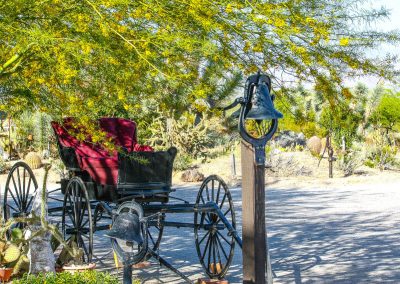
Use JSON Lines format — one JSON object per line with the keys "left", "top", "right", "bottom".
{"left": 52, "top": 117, "right": 154, "bottom": 185}
{"left": 81, "top": 156, "right": 119, "bottom": 185}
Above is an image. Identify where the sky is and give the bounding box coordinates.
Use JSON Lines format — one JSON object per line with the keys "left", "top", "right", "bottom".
{"left": 350, "top": 0, "right": 400, "bottom": 88}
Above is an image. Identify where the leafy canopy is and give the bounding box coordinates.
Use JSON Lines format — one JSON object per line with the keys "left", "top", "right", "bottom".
{"left": 0, "top": 0, "right": 399, "bottom": 126}
{"left": 369, "top": 92, "right": 400, "bottom": 132}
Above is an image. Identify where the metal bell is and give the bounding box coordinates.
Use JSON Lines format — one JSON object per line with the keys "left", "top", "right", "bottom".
{"left": 245, "top": 83, "right": 283, "bottom": 120}
{"left": 105, "top": 212, "right": 143, "bottom": 244}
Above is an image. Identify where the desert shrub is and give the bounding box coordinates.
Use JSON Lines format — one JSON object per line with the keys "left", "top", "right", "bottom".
{"left": 173, "top": 153, "right": 194, "bottom": 171}
{"left": 337, "top": 151, "right": 363, "bottom": 177}
{"left": 13, "top": 271, "right": 129, "bottom": 284}
{"left": 0, "top": 156, "right": 7, "bottom": 174}
{"left": 364, "top": 130, "right": 398, "bottom": 170}
{"left": 365, "top": 144, "right": 398, "bottom": 170}
{"left": 147, "top": 113, "right": 225, "bottom": 160}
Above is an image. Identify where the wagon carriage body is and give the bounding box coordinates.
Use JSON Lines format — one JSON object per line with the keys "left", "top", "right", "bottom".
{"left": 3, "top": 117, "right": 242, "bottom": 282}
{"left": 51, "top": 117, "right": 176, "bottom": 203}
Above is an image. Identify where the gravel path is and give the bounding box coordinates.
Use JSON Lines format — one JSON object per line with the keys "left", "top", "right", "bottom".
{"left": 2, "top": 171, "right": 400, "bottom": 283}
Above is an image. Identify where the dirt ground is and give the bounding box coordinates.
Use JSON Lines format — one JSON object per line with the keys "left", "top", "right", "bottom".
{"left": 1, "top": 151, "right": 400, "bottom": 283}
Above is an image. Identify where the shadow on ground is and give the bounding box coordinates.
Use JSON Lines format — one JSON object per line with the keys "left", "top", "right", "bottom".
{"left": 12, "top": 177, "right": 400, "bottom": 284}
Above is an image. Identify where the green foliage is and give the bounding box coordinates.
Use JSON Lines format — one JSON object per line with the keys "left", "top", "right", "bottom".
{"left": 0, "top": 228, "right": 25, "bottom": 269}
{"left": 369, "top": 92, "right": 400, "bottom": 132}
{"left": 13, "top": 111, "right": 53, "bottom": 154}
{"left": 0, "top": 156, "right": 7, "bottom": 174}
{"left": 13, "top": 271, "right": 126, "bottom": 284}
{"left": 173, "top": 154, "right": 194, "bottom": 171}
{"left": 337, "top": 151, "right": 363, "bottom": 177}
{"left": 147, "top": 113, "right": 224, "bottom": 160}
{"left": 365, "top": 130, "right": 398, "bottom": 170}
{"left": 319, "top": 101, "right": 362, "bottom": 150}
{"left": 0, "top": 0, "right": 399, "bottom": 133}
{"left": 274, "top": 86, "right": 322, "bottom": 138}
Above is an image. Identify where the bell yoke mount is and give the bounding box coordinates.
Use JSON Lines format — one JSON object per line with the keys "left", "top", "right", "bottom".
{"left": 225, "top": 71, "right": 283, "bottom": 165}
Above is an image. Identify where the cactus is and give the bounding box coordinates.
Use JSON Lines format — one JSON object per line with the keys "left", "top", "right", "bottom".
{"left": 24, "top": 152, "right": 42, "bottom": 169}
{"left": 0, "top": 242, "right": 21, "bottom": 267}
{"left": 12, "top": 255, "right": 29, "bottom": 276}
{"left": 3, "top": 244, "right": 20, "bottom": 263}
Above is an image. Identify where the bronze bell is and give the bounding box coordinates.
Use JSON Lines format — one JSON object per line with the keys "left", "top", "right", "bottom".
{"left": 245, "top": 82, "right": 283, "bottom": 120}
{"left": 105, "top": 212, "right": 143, "bottom": 244}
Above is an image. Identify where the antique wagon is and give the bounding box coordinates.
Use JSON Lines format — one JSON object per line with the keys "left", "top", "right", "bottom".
{"left": 2, "top": 117, "right": 242, "bottom": 282}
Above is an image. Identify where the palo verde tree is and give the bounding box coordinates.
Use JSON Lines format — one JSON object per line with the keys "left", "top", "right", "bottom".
{"left": 369, "top": 92, "right": 400, "bottom": 134}
{"left": 0, "top": 0, "right": 399, "bottom": 138}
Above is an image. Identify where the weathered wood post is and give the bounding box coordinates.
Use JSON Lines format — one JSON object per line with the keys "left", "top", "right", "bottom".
{"left": 236, "top": 72, "right": 282, "bottom": 284}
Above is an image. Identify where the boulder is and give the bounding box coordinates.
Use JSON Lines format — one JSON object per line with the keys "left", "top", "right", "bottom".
{"left": 181, "top": 169, "right": 205, "bottom": 182}
{"left": 273, "top": 131, "right": 306, "bottom": 148}
{"left": 307, "top": 136, "right": 322, "bottom": 156}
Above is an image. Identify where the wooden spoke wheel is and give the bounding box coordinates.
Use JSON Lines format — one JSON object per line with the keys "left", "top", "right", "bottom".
{"left": 3, "top": 162, "right": 38, "bottom": 231}
{"left": 194, "top": 175, "right": 236, "bottom": 279}
{"left": 62, "top": 177, "right": 93, "bottom": 264}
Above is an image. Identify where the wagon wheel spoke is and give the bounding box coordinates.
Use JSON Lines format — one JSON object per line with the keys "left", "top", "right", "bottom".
{"left": 198, "top": 231, "right": 210, "bottom": 245}
{"left": 25, "top": 195, "right": 35, "bottom": 213}
{"left": 194, "top": 176, "right": 236, "bottom": 278}
{"left": 3, "top": 162, "right": 38, "bottom": 236}
{"left": 22, "top": 168, "right": 26, "bottom": 207}
{"left": 5, "top": 203, "right": 18, "bottom": 212}
{"left": 62, "top": 177, "right": 93, "bottom": 264}
{"left": 11, "top": 174, "right": 22, "bottom": 208}
{"left": 215, "top": 234, "right": 229, "bottom": 261}
{"left": 199, "top": 189, "right": 213, "bottom": 223}
{"left": 144, "top": 214, "right": 164, "bottom": 260}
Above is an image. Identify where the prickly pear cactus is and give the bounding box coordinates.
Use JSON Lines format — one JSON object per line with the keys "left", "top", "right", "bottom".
{"left": 13, "top": 255, "right": 29, "bottom": 276}
{"left": 24, "top": 152, "right": 42, "bottom": 169}
{"left": 3, "top": 244, "right": 20, "bottom": 263}
{"left": 0, "top": 240, "right": 6, "bottom": 253}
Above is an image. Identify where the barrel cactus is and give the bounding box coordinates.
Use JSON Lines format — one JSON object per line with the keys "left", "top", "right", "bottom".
{"left": 24, "top": 152, "right": 42, "bottom": 169}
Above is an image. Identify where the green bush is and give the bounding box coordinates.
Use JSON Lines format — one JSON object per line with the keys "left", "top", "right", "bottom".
{"left": 173, "top": 153, "right": 193, "bottom": 171}
{"left": 337, "top": 151, "right": 363, "bottom": 177}
{"left": 365, "top": 130, "right": 398, "bottom": 170}
{"left": 0, "top": 156, "right": 7, "bottom": 174}
{"left": 13, "top": 270, "right": 135, "bottom": 284}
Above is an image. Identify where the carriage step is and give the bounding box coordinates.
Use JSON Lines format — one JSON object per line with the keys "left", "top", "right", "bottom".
{"left": 197, "top": 279, "right": 228, "bottom": 284}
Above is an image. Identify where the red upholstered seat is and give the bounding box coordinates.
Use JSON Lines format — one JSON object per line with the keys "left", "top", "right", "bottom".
{"left": 52, "top": 117, "right": 154, "bottom": 185}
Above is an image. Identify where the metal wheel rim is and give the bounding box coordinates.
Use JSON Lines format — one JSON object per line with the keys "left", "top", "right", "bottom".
{"left": 61, "top": 177, "right": 93, "bottom": 263}
{"left": 3, "top": 162, "right": 38, "bottom": 232}
{"left": 194, "top": 175, "right": 236, "bottom": 279}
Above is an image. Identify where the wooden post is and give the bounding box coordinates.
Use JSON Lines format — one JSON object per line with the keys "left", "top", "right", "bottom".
{"left": 241, "top": 141, "right": 273, "bottom": 284}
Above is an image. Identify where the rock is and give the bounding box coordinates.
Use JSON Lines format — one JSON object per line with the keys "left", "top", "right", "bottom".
{"left": 307, "top": 136, "right": 322, "bottom": 156}
{"left": 272, "top": 131, "right": 306, "bottom": 148}
{"left": 181, "top": 169, "right": 205, "bottom": 182}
